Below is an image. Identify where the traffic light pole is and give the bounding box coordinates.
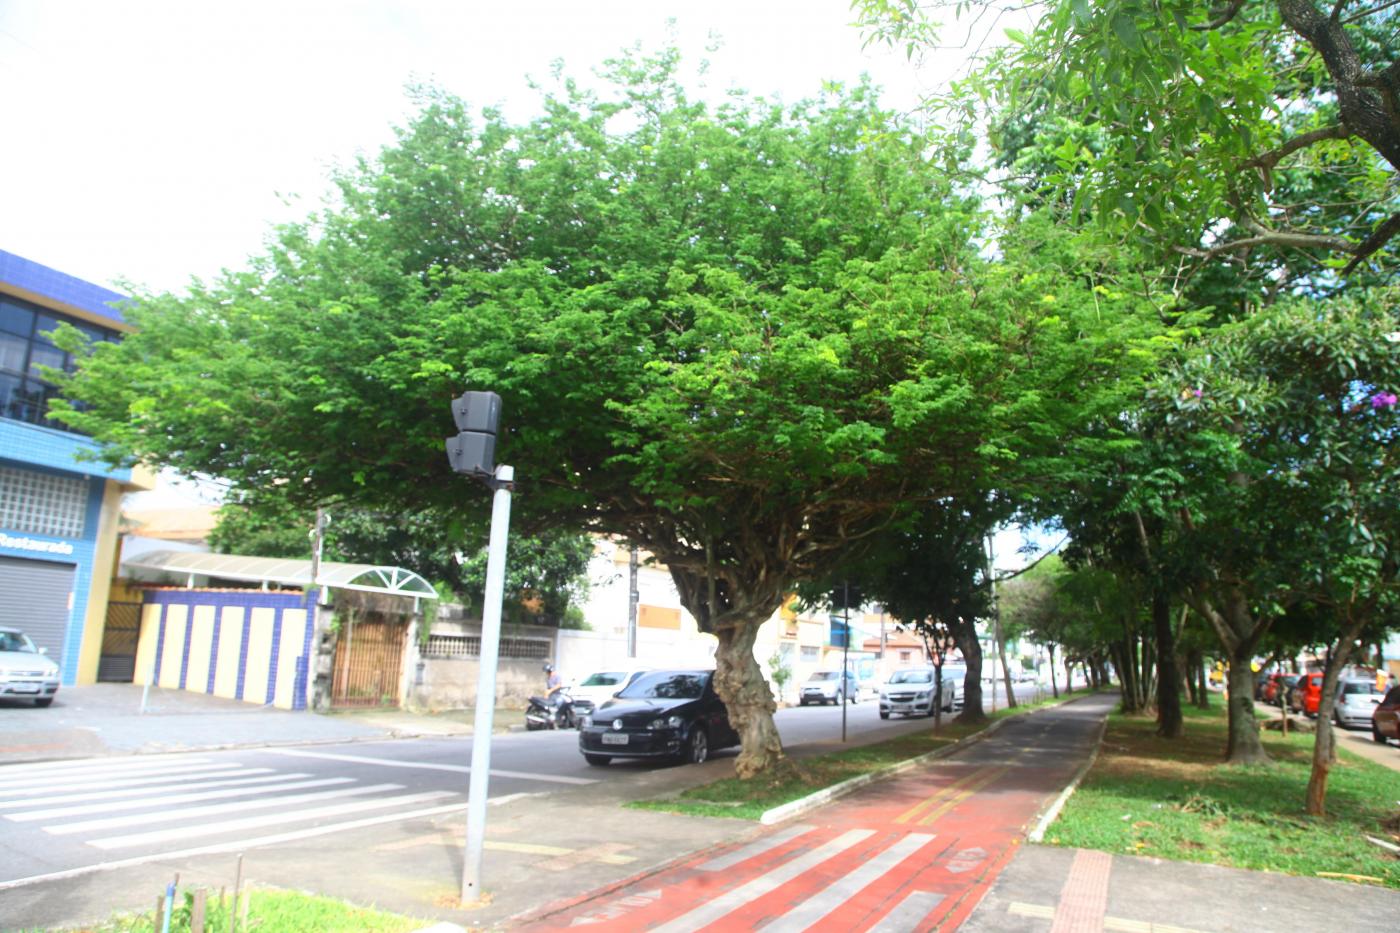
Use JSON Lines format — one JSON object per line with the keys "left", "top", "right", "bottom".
{"left": 461, "top": 464, "right": 513, "bottom": 904}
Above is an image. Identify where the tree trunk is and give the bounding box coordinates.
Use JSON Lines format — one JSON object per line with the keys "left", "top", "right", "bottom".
{"left": 1193, "top": 652, "right": 1210, "bottom": 708}
{"left": 1225, "top": 655, "right": 1269, "bottom": 764}
{"left": 1306, "top": 622, "right": 1366, "bottom": 816}
{"left": 712, "top": 621, "right": 786, "bottom": 779}
{"left": 1048, "top": 644, "right": 1059, "bottom": 699}
{"left": 995, "top": 614, "right": 1017, "bottom": 709}
{"left": 952, "top": 621, "right": 986, "bottom": 724}
{"left": 1154, "top": 590, "right": 1184, "bottom": 738}
{"left": 1117, "top": 641, "right": 1140, "bottom": 713}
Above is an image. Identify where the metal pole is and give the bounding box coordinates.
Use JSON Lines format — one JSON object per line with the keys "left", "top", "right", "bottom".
{"left": 461, "top": 464, "right": 514, "bottom": 904}
{"left": 627, "top": 546, "right": 639, "bottom": 658}
{"left": 842, "top": 581, "right": 850, "bottom": 743}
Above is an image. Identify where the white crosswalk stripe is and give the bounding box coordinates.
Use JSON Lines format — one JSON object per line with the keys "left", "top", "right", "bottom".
{"left": 0, "top": 771, "right": 318, "bottom": 811}
{"left": 0, "top": 754, "right": 463, "bottom": 858}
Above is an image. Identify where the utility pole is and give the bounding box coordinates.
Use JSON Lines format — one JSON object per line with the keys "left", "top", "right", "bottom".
{"left": 627, "top": 546, "right": 639, "bottom": 658}
{"left": 445, "top": 390, "right": 512, "bottom": 905}
{"left": 841, "top": 581, "right": 850, "bottom": 743}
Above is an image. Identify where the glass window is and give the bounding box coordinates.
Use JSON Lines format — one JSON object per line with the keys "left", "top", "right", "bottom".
{"left": 889, "top": 669, "right": 932, "bottom": 684}
{"left": 27, "top": 343, "right": 66, "bottom": 378}
{"left": 0, "top": 300, "right": 34, "bottom": 337}
{"left": 0, "top": 332, "right": 26, "bottom": 373}
{"left": 618, "top": 671, "right": 707, "bottom": 700}
{"left": 809, "top": 671, "right": 838, "bottom": 681}
{"left": 0, "top": 464, "right": 88, "bottom": 537}
{"left": 0, "top": 630, "right": 40, "bottom": 653}
{"left": 580, "top": 672, "right": 628, "bottom": 687}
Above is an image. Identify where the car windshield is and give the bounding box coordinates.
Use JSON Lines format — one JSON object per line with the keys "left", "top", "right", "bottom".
{"left": 809, "top": 672, "right": 839, "bottom": 681}
{"left": 0, "top": 631, "right": 37, "bottom": 653}
{"left": 889, "top": 670, "right": 932, "bottom": 684}
{"left": 618, "top": 672, "right": 707, "bottom": 700}
{"left": 1342, "top": 682, "right": 1381, "bottom": 696}
{"left": 579, "top": 672, "right": 628, "bottom": 687}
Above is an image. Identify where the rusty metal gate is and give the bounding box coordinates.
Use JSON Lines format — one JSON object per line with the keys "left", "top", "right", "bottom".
{"left": 98, "top": 601, "right": 142, "bottom": 682}
{"left": 330, "top": 617, "right": 406, "bottom": 708}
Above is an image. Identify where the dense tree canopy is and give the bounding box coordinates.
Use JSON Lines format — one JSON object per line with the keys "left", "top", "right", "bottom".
{"left": 53, "top": 51, "right": 1165, "bottom": 777}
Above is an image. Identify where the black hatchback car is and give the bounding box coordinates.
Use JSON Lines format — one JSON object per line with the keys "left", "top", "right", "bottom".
{"left": 577, "top": 669, "right": 739, "bottom": 766}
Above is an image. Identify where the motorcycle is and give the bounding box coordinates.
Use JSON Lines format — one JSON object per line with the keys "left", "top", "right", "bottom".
{"left": 525, "top": 688, "right": 577, "bottom": 730}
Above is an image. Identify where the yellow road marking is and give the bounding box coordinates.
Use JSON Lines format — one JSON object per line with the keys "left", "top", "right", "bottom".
{"left": 917, "top": 767, "right": 1008, "bottom": 825}
{"left": 893, "top": 765, "right": 1004, "bottom": 825}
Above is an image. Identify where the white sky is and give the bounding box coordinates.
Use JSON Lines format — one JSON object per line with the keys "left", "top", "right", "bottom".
{"left": 0, "top": 0, "right": 1010, "bottom": 296}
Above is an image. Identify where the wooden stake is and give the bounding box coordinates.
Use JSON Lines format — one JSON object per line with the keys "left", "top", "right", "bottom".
{"left": 191, "top": 888, "right": 206, "bottom": 933}
{"left": 154, "top": 895, "right": 165, "bottom": 932}
{"left": 230, "top": 854, "right": 243, "bottom": 933}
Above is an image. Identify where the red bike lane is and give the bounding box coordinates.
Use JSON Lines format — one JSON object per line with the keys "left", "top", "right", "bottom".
{"left": 517, "top": 695, "right": 1111, "bottom": 932}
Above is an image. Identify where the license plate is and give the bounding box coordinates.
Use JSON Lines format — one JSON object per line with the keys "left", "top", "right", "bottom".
{"left": 601, "top": 732, "right": 629, "bottom": 745}
{"left": 10, "top": 685, "right": 39, "bottom": 694}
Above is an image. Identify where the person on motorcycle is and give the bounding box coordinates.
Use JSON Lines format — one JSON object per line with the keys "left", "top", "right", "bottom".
{"left": 543, "top": 663, "right": 567, "bottom": 727}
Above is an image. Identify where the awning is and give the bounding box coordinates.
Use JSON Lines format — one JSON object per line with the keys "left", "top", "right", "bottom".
{"left": 121, "top": 550, "right": 437, "bottom": 599}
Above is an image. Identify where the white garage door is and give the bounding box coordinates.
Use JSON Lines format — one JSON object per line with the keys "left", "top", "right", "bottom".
{"left": 0, "top": 555, "right": 74, "bottom": 663}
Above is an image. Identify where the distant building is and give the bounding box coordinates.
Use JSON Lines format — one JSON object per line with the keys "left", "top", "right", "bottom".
{"left": 0, "top": 250, "right": 154, "bottom": 685}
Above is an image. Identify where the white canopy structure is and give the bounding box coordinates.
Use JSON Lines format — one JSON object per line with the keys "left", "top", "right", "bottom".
{"left": 121, "top": 550, "right": 437, "bottom": 599}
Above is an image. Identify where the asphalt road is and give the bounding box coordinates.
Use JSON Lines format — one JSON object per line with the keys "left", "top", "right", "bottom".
{"left": 0, "top": 690, "right": 1051, "bottom": 892}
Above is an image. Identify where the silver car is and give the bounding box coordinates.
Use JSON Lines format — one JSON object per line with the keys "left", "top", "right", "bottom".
{"left": 0, "top": 627, "right": 61, "bottom": 707}
{"left": 879, "top": 667, "right": 958, "bottom": 719}
{"left": 799, "top": 670, "right": 858, "bottom": 705}
{"left": 1334, "top": 678, "right": 1384, "bottom": 729}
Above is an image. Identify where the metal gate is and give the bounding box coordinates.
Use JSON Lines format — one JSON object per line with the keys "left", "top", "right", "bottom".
{"left": 98, "top": 601, "right": 142, "bottom": 682}
{"left": 330, "top": 617, "right": 406, "bottom": 708}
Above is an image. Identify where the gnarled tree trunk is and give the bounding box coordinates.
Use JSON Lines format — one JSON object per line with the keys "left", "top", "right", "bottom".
{"left": 1154, "top": 590, "right": 1184, "bottom": 738}
{"left": 1225, "top": 655, "right": 1268, "bottom": 764}
{"left": 712, "top": 621, "right": 786, "bottom": 779}
{"left": 951, "top": 619, "right": 986, "bottom": 723}
{"left": 1307, "top": 620, "right": 1368, "bottom": 815}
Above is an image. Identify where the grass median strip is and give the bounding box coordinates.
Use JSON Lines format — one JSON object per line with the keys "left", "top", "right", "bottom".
{"left": 1043, "top": 703, "right": 1400, "bottom": 888}
{"left": 53, "top": 887, "right": 428, "bottom": 933}
{"left": 629, "top": 688, "right": 1089, "bottom": 822}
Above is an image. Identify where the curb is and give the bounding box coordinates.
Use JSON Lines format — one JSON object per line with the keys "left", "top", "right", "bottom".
{"left": 758, "top": 691, "right": 1100, "bottom": 826}
{"left": 1026, "top": 707, "right": 1110, "bottom": 843}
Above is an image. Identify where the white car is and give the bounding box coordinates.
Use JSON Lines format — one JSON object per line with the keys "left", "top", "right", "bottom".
{"left": 568, "top": 667, "right": 653, "bottom": 718}
{"left": 799, "top": 670, "right": 859, "bottom": 705}
{"left": 879, "top": 667, "right": 959, "bottom": 719}
{"left": 0, "top": 627, "right": 60, "bottom": 707}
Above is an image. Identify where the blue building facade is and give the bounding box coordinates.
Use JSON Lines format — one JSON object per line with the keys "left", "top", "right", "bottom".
{"left": 0, "top": 250, "right": 153, "bottom": 685}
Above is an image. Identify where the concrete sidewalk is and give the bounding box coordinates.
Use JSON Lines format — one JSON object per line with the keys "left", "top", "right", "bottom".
{"left": 0, "top": 683, "right": 480, "bottom": 762}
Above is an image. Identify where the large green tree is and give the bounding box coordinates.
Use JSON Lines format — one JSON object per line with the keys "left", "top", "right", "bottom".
{"left": 857, "top": 0, "right": 1400, "bottom": 283}
{"left": 55, "top": 52, "right": 1160, "bottom": 777}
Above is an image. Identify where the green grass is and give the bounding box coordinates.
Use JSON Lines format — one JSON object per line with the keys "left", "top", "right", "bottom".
{"left": 629, "top": 688, "right": 1090, "bottom": 821}
{"left": 63, "top": 887, "right": 427, "bottom": 933}
{"left": 1046, "top": 703, "right": 1400, "bottom": 888}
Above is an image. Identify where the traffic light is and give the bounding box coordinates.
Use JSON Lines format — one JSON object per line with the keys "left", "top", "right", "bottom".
{"left": 446, "top": 391, "right": 502, "bottom": 478}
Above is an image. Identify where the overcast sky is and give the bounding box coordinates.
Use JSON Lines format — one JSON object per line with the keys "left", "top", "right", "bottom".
{"left": 0, "top": 0, "right": 1008, "bottom": 296}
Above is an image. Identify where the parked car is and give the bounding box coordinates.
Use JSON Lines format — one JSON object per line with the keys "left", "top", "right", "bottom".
{"left": 878, "top": 667, "right": 957, "bottom": 720}
{"left": 576, "top": 669, "right": 739, "bottom": 766}
{"left": 568, "top": 667, "right": 652, "bottom": 719}
{"left": 0, "top": 627, "right": 60, "bottom": 707}
{"left": 1295, "top": 672, "right": 1325, "bottom": 716}
{"left": 1261, "top": 672, "right": 1299, "bottom": 706}
{"left": 1333, "top": 678, "right": 1385, "bottom": 729}
{"left": 1372, "top": 685, "right": 1400, "bottom": 744}
{"left": 799, "top": 670, "right": 859, "bottom": 705}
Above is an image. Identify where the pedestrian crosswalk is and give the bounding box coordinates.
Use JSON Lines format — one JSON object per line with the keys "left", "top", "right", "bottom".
{"left": 0, "top": 753, "right": 465, "bottom": 866}
{"left": 551, "top": 823, "right": 975, "bottom": 931}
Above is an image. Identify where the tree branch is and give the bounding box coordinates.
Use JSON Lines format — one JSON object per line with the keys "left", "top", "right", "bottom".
{"left": 1192, "top": 0, "right": 1248, "bottom": 29}
{"left": 1341, "top": 210, "right": 1400, "bottom": 273}
{"left": 1247, "top": 122, "right": 1351, "bottom": 178}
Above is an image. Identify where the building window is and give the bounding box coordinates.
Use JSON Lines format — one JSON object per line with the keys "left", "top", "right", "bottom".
{"left": 800, "top": 645, "right": 819, "bottom": 661}
{"left": 899, "top": 650, "right": 911, "bottom": 663}
{"left": 0, "top": 465, "right": 88, "bottom": 538}
{"left": 0, "top": 294, "right": 117, "bottom": 432}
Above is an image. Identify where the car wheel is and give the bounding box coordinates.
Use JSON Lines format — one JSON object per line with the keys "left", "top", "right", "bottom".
{"left": 925, "top": 703, "right": 936, "bottom": 718}
{"left": 849, "top": 691, "right": 857, "bottom": 704}
{"left": 879, "top": 711, "right": 889, "bottom": 720}
{"left": 583, "top": 753, "right": 611, "bottom": 766}
{"left": 685, "top": 727, "right": 709, "bottom": 765}
{"left": 34, "top": 697, "right": 53, "bottom": 708}
{"left": 799, "top": 699, "right": 807, "bottom": 706}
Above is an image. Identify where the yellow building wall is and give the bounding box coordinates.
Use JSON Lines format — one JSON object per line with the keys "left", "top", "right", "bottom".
{"left": 74, "top": 480, "right": 128, "bottom": 685}
{"left": 273, "top": 609, "right": 309, "bottom": 710}
{"left": 183, "top": 605, "right": 216, "bottom": 693}
{"left": 132, "top": 604, "right": 162, "bottom": 685}
{"left": 157, "top": 606, "right": 188, "bottom": 689}
{"left": 241, "top": 607, "right": 275, "bottom": 705}
{"left": 213, "top": 607, "right": 245, "bottom": 700}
